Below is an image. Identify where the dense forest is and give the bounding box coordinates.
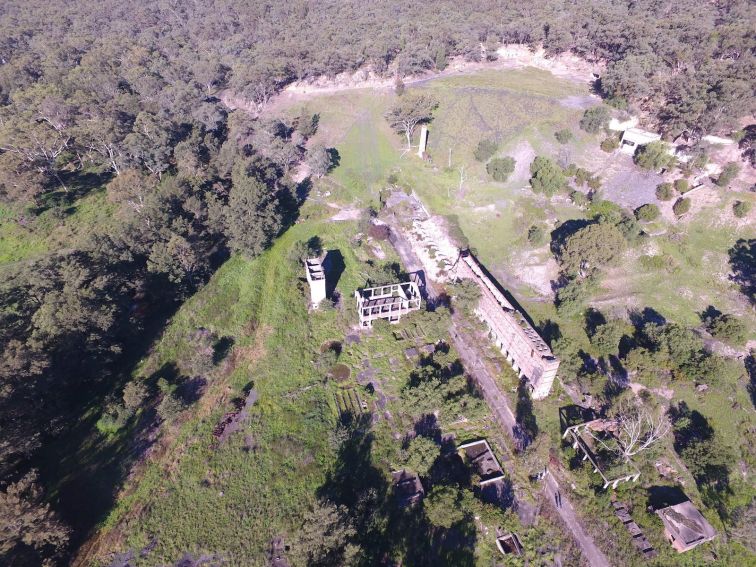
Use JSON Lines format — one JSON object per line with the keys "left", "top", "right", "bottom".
{"left": 0, "top": 0, "right": 754, "bottom": 565}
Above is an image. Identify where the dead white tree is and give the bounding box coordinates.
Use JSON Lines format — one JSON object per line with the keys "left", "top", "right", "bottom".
{"left": 584, "top": 403, "right": 671, "bottom": 461}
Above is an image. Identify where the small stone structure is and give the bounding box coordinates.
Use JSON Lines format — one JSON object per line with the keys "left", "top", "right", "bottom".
{"left": 454, "top": 251, "right": 559, "bottom": 399}
{"left": 355, "top": 281, "right": 421, "bottom": 328}
{"left": 391, "top": 469, "right": 425, "bottom": 506}
{"left": 562, "top": 418, "right": 641, "bottom": 489}
{"left": 458, "top": 439, "right": 505, "bottom": 486}
{"left": 417, "top": 125, "right": 429, "bottom": 158}
{"left": 655, "top": 500, "right": 716, "bottom": 553}
{"left": 612, "top": 501, "right": 657, "bottom": 559}
{"left": 620, "top": 127, "right": 662, "bottom": 155}
{"left": 304, "top": 257, "right": 326, "bottom": 308}
{"left": 495, "top": 531, "right": 523, "bottom": 556}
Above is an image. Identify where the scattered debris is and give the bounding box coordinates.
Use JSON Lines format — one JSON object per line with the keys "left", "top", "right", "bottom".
{"left": 213, "top": 388, "right": 258, "bottom": 446}
{"left": 611, "top": 500, "right": 657, "bottom": 559}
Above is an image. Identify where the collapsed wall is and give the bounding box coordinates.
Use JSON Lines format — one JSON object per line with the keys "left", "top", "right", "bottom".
{"left": 455, "top": 251, "right": 559, "bottom": 399}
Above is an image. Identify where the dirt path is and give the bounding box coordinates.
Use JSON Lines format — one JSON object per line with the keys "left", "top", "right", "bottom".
{"left": 544, "top": 472, "right": 611, "bottom": 567}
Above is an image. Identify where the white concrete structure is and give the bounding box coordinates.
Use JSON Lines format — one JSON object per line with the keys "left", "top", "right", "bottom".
{"left": 620, "top": 128, "right": 662, "bottom": 155}
{"left": 355, "top": 281, "right": 421, "bottom": 328}
{"left": 609, "top": 116, "right": 639, "bottom": 132}
{"left": 417, "top": 125, "right": 429, "bottom": 158}
{"left": 304, "top": 258, "right": 326, "bottom": 308}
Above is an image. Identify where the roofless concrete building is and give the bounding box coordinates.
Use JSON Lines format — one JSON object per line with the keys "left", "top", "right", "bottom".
{"left": 355, "top": 281, "right": 421, "bottom": 328}
{"left": 304, "top": 257, "right": 326, "bottom": 308}
{"left": 454, "top": 251, "right": 559, "bottom": 399}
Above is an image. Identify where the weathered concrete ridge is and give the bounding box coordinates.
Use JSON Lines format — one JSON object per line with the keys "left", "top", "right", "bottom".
{"left": 455, "top": 251, "right": 559, "bottom": 399}
{"left": 304, "top": 257, "right": 326, "bottom": 308}
{"left": 355, "top": 281, "right": 421, "bottom": 327}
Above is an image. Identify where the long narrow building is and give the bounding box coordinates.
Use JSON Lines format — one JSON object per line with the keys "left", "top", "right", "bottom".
{"left": 454, "top": 250, "right": 559, "bottom": 399}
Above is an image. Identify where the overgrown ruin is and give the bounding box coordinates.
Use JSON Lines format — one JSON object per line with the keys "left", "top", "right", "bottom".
{"left": 562, "top": 418, "right": 641, "bottom": 489}
{"left": 355, "top": 281, "right": 421, "bottom": 328}
{"left": 454, "top": 251, "right": 559, "bottom": 399}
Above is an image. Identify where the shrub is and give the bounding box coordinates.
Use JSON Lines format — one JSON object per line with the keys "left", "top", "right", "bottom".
{"left": 586, "top": 175, "right": 602, "bottom": 191}
{"left": 527, "top": 225, "right": 546, "bottom": 246}
{"left": 634, "top": 141, "right": 674, "bottom": 171}
{"left": 733, "top": 200, "right": 751, "bottom": 218}
{"left": 529, "top": 156, "right": 566, "bottom": 197}
{"left": 473, "top": 138, "right": 498, "bottom": 162}
{"left": 556, "top": 276, "right": 598, "bottom": 316}
{"left": 486, "top": 156, "right": 515, "bottom": 181}
{"left": 635, "top": 203, "right": 660, "bottom": 222}
{"left": 570, "top": 190, "right": 588, "bottom": 207}
{"left": 580, "top": 106, "right": 610, "bottom": 133}
{"left": 655, "top": 182, "right": 674, "bottom": 201}
{"left": 600, "top": 136, "right": 619, "bottom": 152}
{"left": 673, "top": 197, "right": 691, "bottom": 217}
{"left": 122, "top": 381, "right": 148, "bottom": 413}
{"left": 705, "top": 313, "right": 747, "bottom": 345}
{"left": 674, "top": 178, "right": 690, "bottom": 193}
{"left": 555, "top": 129, "right": 573, "bottom": 144}
{"left": 157, "top": 392, "right": 185, "bottom": 422}
{"left": 716, "top": 162, "right": 740, "bottom": 187}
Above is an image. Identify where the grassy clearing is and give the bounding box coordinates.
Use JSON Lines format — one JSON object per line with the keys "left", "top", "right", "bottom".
{"left": 0, "top": 188, "right": 115, "bottom": 264}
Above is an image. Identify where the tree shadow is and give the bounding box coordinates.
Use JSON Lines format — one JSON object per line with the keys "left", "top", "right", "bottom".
{"left": 536, "top": 319, "right": 561, "bottom": 347}
{"left": 326, "top": 148, "right": 341, "bottom": 171}
{"left": 746, "top": 352, "right": 756, "bottom": 410}
{"left": 558, "top": 405, "right": 597, "bottom": 434}
{"left": 295, "top": 176, "right": 312, "bottom": 203}
{"left": 212, "top": 336, "right": 235, "bottom": 364}
{"left": 646, "top": 485, "right": 689, "bottom": 511}
{"left": 584, "top": 307, "right": 606, "bottom": 336}
{"left": 699, "top": 305, "right": 722, "bottom": 324}
{"left": 728, "top": 238, "right": 755, "bottom": 304}
{"left": 628, "top": 306, "right": 666, "bottom": 330}
{"left": 323, "top": 249, "right": 345, "bottom": 298}
{"left": 515, "top": 378, "right": 538, "bottom": 450}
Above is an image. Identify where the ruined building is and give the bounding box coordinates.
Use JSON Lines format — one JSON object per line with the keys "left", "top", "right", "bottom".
{"left": 304, "top": 257, "right": 326, "bottom": 308}
{"left": 454, "top": 251, "right": 559, "bottom": 399}
{"left": 655, "top": 500, "right": 716, "bottom": 553}
{"left": 355, "top": 281, "right": 421, "bottom": 328}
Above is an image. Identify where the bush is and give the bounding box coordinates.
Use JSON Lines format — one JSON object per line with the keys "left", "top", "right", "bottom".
{"left": 634, "top": 141, "right": 674, "bottom": 171}
{"left": 555, "top": 129, "right": 573, "bottom": 144}
{"left": 570, "top": 190, "right": 588, "bottom": 207}
{"left": 473, "top": 138, "right": 498, "bottom": 162}
{"left": 586, "top": 175, "right": 602, "bottom": 191}
{"left": 580, "top": 106, "right": 610, "bottom": 133}
{"left": 527, "top": 225, "right": 546, "bottom": 246}
{"left": 556, "top": 276, "right": 597, "bottom": 316}
{"left": 529, "top": 156, "right": 566, "bottom": 197}
{"left": 733, "top": 200, "right": 751, "bottom": 218}
{"left": 634, "top": 203, "right": 660, "bottom": 222}
{"left": 716, "top": 162, "right": 740, "bottom": 187}
{"left": 674, "top": 178, "right": 690, "bottom": 193}
{"left": 673, "top": 197, "right": 691, "bottom": 217}
{"left": 157, "top": 392, "right": 185, "bottom": 422}
{"left": 486, "top": 156, "right": 515, "bottom": 181}
{"left": 655, "top": 182, "right": 674, "bottom": 201}
{"left": 600, "top": 136, "right": 619, "bottom": 152}
{"left": 123, "top": 380, "right": 148, "bottom": 413}
{"left": 705, "top": 313, "right": 747, "bottom": 345}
